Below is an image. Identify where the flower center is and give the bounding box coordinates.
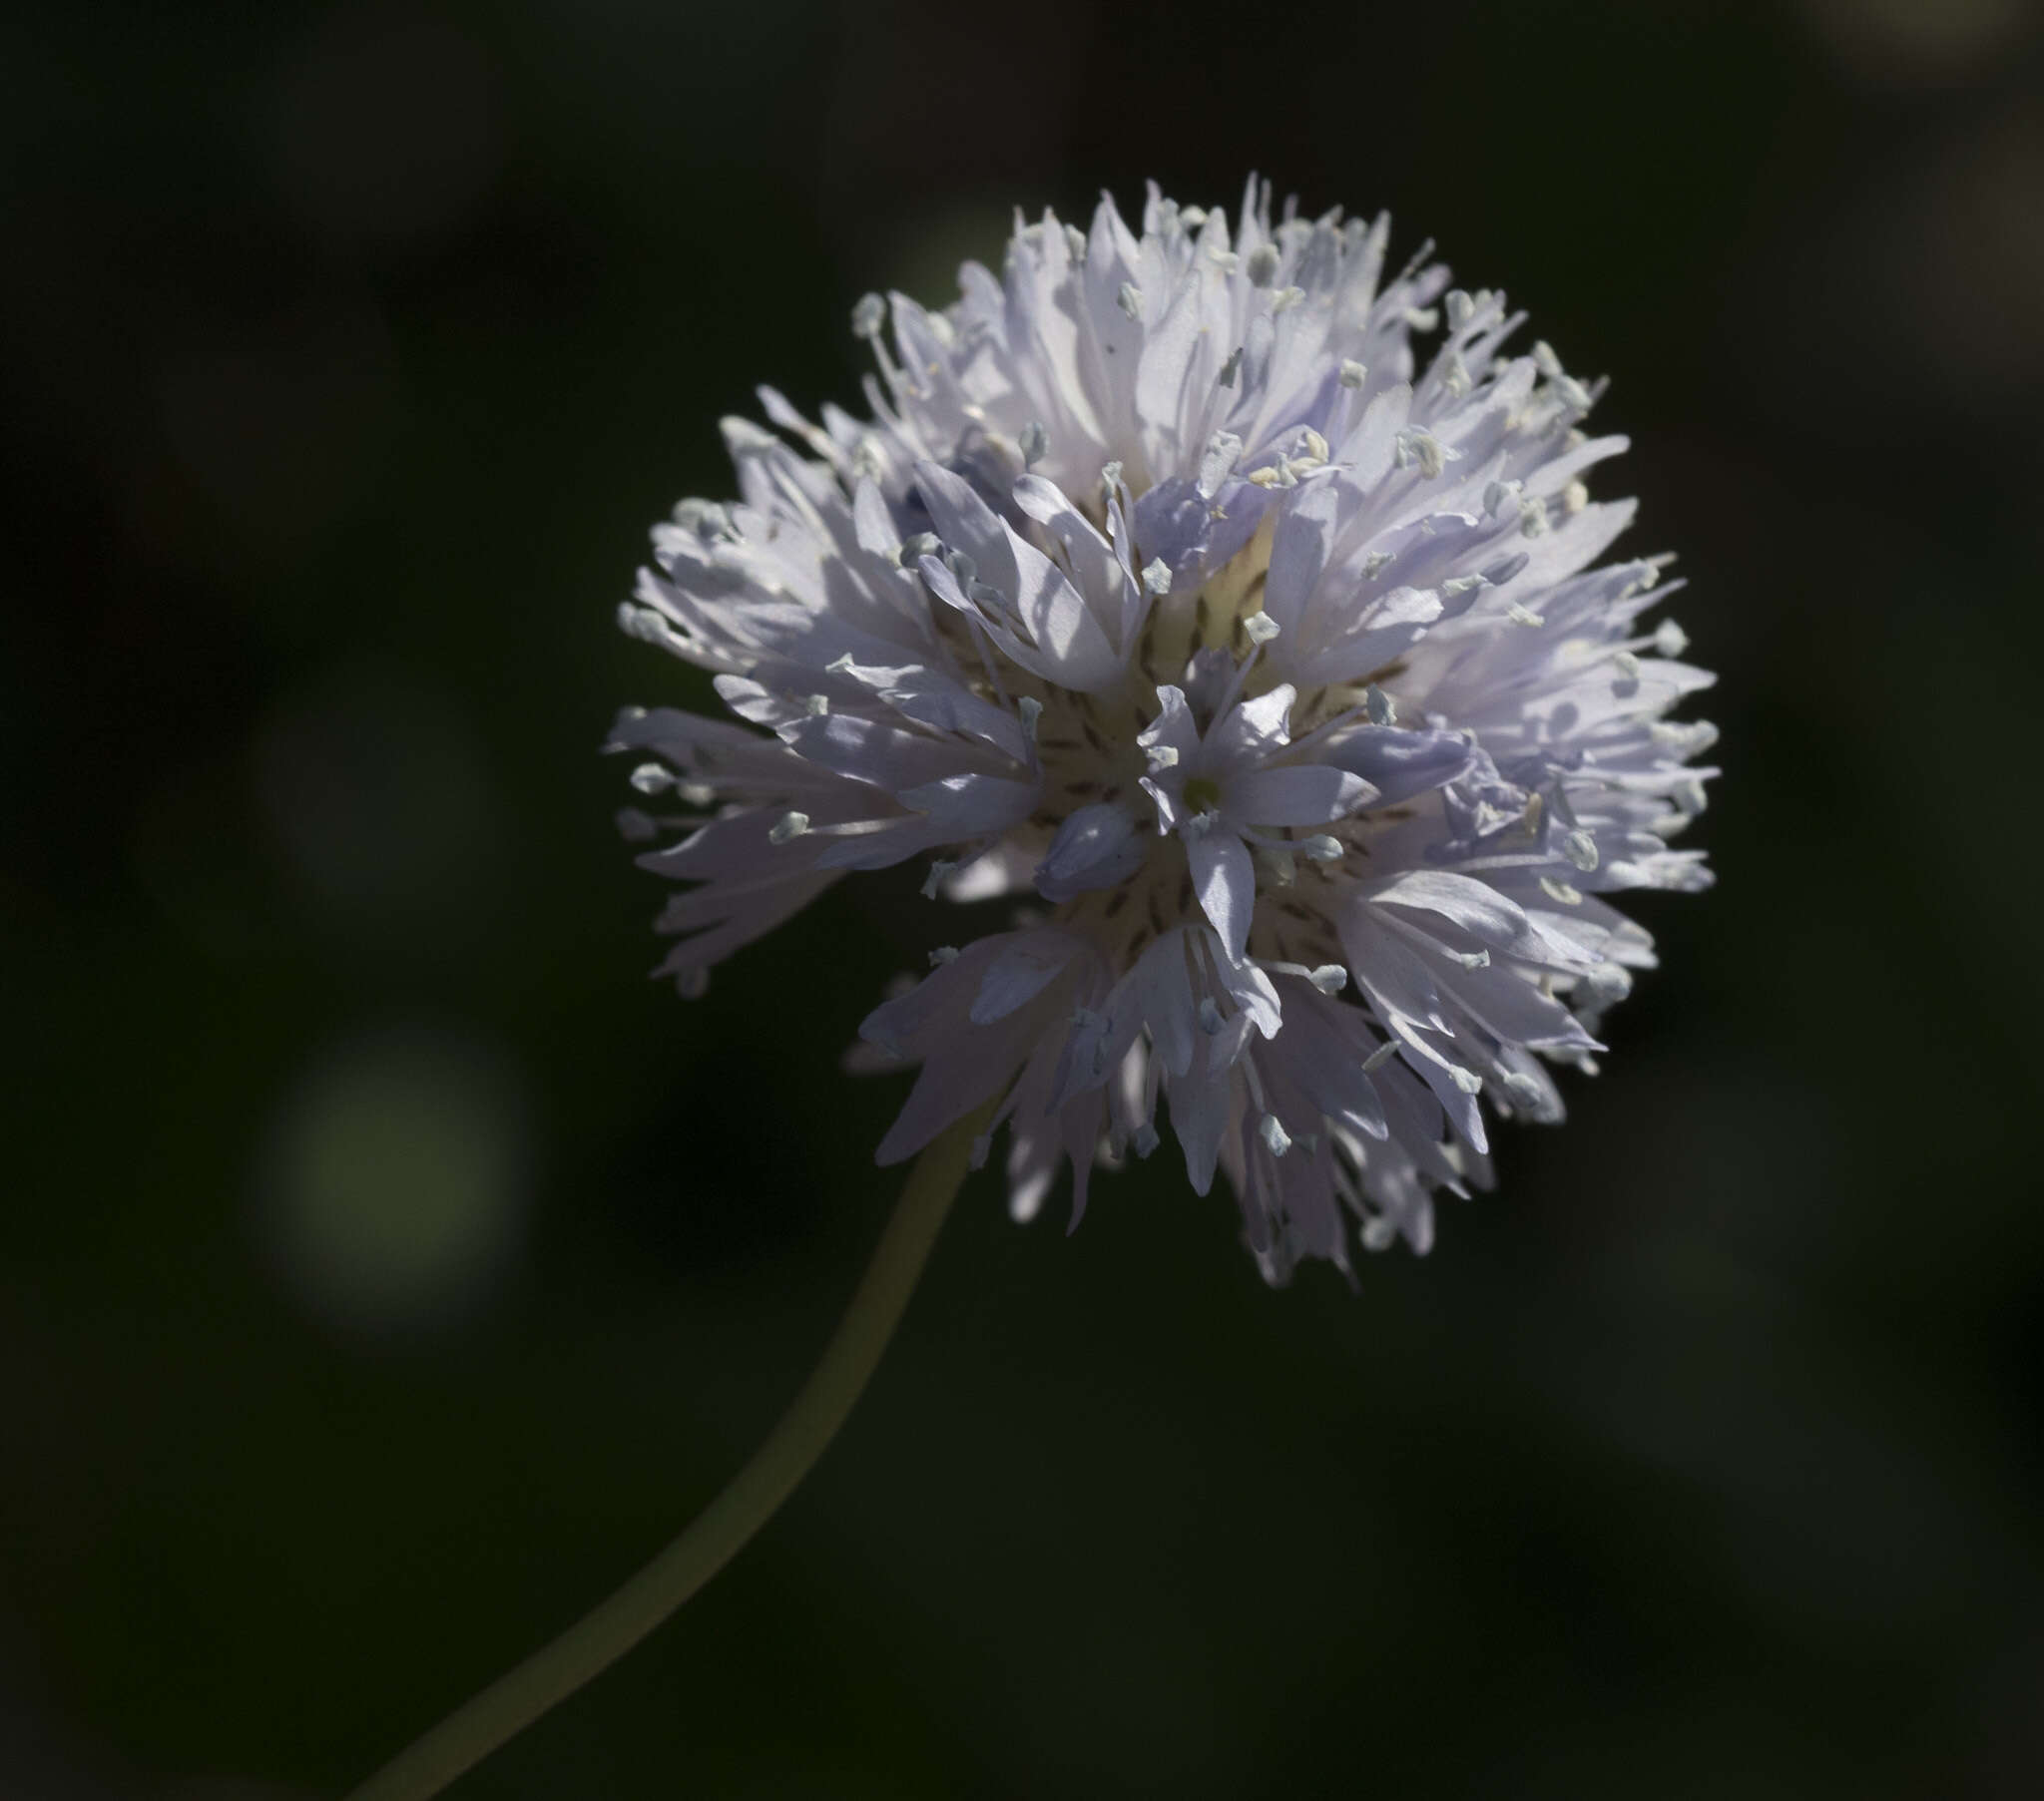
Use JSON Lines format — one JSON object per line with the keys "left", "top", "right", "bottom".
{"left": 1182, "top": 775, "right": 1222, "bottom": 812}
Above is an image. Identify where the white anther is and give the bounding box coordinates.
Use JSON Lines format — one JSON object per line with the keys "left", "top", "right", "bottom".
{"left": 1502, "top": 1071, "right": 1546, "bottom": 1109}
{"left": 1339, "top": 358, "right": 1367, "bottom": 389}
{"left": 1242, "top": 611, "right": 1280, "bottom": 644}
{"left": 1271, "top": 285, "right": 1305, "bottom": 314}
{"left": 850, "top": 438, "right": 886, "bottom": 481}
{"left": 1117, "top": 281, "right": 1144, "bottom": 320}
{"left": 825, "top": 652, "right": 857, "bottom": 674}
{"left": 1484, "top": 479, "right": 1518, "bottom": 518}
{"left": 920, "top": 859, "right": 955, "bottom": 899}
{"left": 1362, "top": 1041, "right": 1399, "bottom": 1074}
{"left": 1017, "top": 695, "right": 1043, "bottom": 741}
{"left": 1531, "top": 339, "right": 1563, "bottom": 378}
{"left": 1449, "top": 1067, "right": 1484, "bottom": 1095}
{"left": 1612, "top": 650, "right": 1642, "bottom": 681}
{"left": 1404, "top": 306, "right": 1439, "bottom": 331}
{"left": 804, "top": 693, "right": 829, "bottom": 716}
{"left": 1556, "top": 375, "right": 1593, "bottom": 410}
{"left": 1440, "top": 352, "right": 1471, "bottom": 397}
{"left": 1562, "top": 829, "right": 1600, "bottom": 872}
{"left": 1652, "top": 719, "right": 1719, "bottom": 755}
{"left": 1564, "top": 480, "right": 1589, "bottom": 513}
{"left": 1146, "top": 743, "right": 1180, "bottom": 770}
{"left": 1447, "top": 949, "right": 1492, "bottom": 971}
{"left": 768, "top": 810, "right": 810, "bottom": 844}
{"left": 1100, "top": 460, "right": 1124, "bottom": 503}
{"left": 929, "top": 945, "right": 960, "bottom": 966}
{"left": 1299, "top": 834, "right": 1343, "bottom": 863}
{"left": 1362, "top": 550, "right": 1393, "bottom": 577}
{"left": 1247, "top": 465, "right": 1285, "bottom": 488}
{"left": 1442, "top": 574, "right": 1486, "bottom": 597}
{"left": 1180, "top": 206, "right": 1208, "bottom": 229}
{"left": 1394, "top": 426, "right": 1453, "bottom": 479}
{"left": 678, "top": 781, "right": 715, "bottom": 807}
{"left": 1198, "top": 998, "right": 1226, "bottom": 1036}
{"left": 1518, "top": 498, "right": 1550, "bottom": 539}
{"left": 1142, "top": 558, "right": 1172, "bottom": 596}
{"left": 1208, "top": 246, "right": 1241, "bottom": 272}
{"left": 1246, "top": 243, "right": 1280, "bottom": 286}
{"left": 898, "top": 531, "right": 940, "bottom": 569}
{"left": 1308, "top": 964, "right": 1347, "bottom": 995}
{"left": 1018, "top": 420, "right": 1049, "bottom": 467}
{"left": 1299, "top": 427, "right": 1328, "bottom": 464}
{"left": 1445, "top": 288, "right": 1475, "bottom": 328}
{"left": 1540, "top": 876, "right": 1583, "bottom": 905}
{"left": 1655, "top": 619, "right": 1690, "bottom": 658}
{"left": 1365, "top": 684, "right": 1395, "bottom": 725}
{"left": 1506, "top": 602, "right": 1546, "bottom": 628}
{"left": 1675, "top": 776, "right": 1710, "bottom": 815}
{"left": 1064, "top": 224, "right": 1088, "bottom": 263}
{"left": 1217, "top": 345, "right": 1244, "bottom": 388}
{"left": 850, "top": 292, "right": 887, "bottom": 339}
{"left": 629, "top": 763, "right": 673, "bottom": 795}
{"left": 1259, "top": 1114, "right": 1292, "bottom": 1157}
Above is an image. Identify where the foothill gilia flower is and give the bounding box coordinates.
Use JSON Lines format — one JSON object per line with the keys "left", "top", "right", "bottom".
{"left": 610, "top": 180, "right": 1716, "bottom": 1283}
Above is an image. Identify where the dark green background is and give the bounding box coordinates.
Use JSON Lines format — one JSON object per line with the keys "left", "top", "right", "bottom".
{"left": 6, "top": 1, "right": 2043, "bottom": 1795}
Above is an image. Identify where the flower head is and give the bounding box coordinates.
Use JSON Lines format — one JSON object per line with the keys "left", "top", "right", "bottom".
{"left": 610, "top": 180, "right": 1715, "bottom": 1283}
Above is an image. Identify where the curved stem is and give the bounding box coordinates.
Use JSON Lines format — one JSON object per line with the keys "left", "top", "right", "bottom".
{"left": 345, "top": 1109, "right": 986, "bottom": 1801}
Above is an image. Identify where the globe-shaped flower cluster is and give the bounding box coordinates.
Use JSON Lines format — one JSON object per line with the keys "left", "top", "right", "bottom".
{"left": 610, "top": 180, "right": 1715, "bottom": 1283}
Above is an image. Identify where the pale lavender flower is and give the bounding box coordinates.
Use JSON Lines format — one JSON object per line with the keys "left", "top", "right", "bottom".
{"left": 609, "top": 180, "right": 1715, "bottom": 1283}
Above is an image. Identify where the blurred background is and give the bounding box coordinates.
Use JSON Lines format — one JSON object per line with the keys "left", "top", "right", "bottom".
{"left": 5, "top": 0, "right": 2043, "bottom": 1795}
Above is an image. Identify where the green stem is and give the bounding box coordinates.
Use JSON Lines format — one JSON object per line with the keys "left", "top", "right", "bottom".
{"left": 345, "top": 1108, "right": 986, "bottom": 1801}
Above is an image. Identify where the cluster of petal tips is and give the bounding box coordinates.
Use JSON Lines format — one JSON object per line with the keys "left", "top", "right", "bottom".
{"left": 610, "top": 179, "right": 1716, "bottom": 1283}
